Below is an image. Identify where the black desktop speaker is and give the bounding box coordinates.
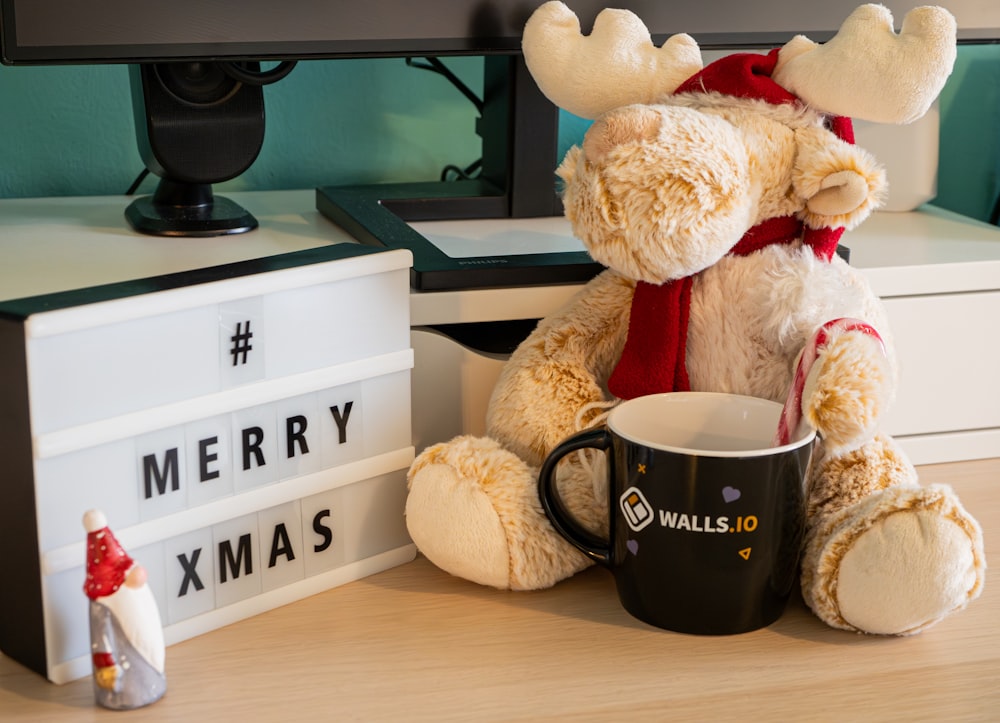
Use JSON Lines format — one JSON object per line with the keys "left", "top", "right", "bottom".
{"left": 126, "top": 62, "right": 266, "bottom": 236}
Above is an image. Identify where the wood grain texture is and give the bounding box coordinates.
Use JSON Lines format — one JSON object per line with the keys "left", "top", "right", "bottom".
{"left": 2, "top": 458, "right": 997, "bottom": 722}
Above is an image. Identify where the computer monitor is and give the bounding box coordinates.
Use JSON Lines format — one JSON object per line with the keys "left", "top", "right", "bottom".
{"left": 2, "top": 1, "right": 998, "bottom": 287}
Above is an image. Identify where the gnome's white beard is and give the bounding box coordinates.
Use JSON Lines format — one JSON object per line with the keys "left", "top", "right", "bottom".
{"left": 101, "top": 582, "right": 165, "bottom": 673}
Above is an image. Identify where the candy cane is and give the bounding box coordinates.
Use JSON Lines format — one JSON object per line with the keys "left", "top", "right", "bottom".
{"left": 772, "top": 318, "right": 885, "bottom": 447}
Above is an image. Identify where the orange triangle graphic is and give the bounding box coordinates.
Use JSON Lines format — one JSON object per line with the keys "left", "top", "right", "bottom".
{"left": 738, "top": 548, "right": 752, "bottom": 561}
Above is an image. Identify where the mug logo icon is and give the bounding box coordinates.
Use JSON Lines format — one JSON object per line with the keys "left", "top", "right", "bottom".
{"left": 620, "top": 487, "right": 654, "bottom": 532}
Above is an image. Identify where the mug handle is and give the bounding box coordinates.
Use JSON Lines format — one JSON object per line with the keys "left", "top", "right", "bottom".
{"left": 537, "top": 428, "right": 612, "bottom": 565}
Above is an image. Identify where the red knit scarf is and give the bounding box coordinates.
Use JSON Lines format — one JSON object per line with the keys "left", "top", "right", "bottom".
{"left": 607, "top": 215, "right": 842, "bottom": 400}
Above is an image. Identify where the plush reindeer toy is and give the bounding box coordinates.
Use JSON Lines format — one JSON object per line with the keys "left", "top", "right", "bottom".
{"left": 405, "top": 3, "right": 985, "bottom": 636}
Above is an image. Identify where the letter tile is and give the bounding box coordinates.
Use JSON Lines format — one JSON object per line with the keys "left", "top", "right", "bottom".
{"left": 317, "top": 383, "right": 363, "bottom": 470}
{"left": 213, "top": 513, "right": 262, "bottom": 608}
{"left": 299, "top": 488, "right": 346, "bottom": 577}
{"left": 185, "top": 414, "right": 235, "bottom": 507}
{"left": 275, "top": 393, "right": 322, "bottom": 482}
{"left": 164, "top": 527, "right": 216, "bottom": 625}
{"left": 135, "top": 426, "right": 188, "bottom": 521}
{"left": 219, "top": 298, "right": 265, "bottom": 389}
{"left": 258, "top": 501, "right": 306, "bottom": 593}
{"left": 231, "top": 403, "right": 279, "bottom": 492}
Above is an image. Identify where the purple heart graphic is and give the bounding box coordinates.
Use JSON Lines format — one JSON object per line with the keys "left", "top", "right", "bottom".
{"left": 722, "top": 486, "right": 741, "bottom": 503}
{"left": 626, "top": 539, "right": 639, "bottom": 555}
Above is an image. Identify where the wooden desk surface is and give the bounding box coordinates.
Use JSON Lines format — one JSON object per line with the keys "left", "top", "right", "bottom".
{"left": 2, "top": 458, "right": 997, "bottom": 721}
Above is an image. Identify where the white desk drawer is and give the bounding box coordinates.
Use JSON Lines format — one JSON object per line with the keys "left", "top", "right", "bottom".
{"left": 881, "top": 290, "right": 1000, "bottom": 437}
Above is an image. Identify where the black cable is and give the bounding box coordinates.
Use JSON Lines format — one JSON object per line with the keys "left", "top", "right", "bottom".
{"left": 405, "top": 57, "right": 484, "bottom": 112}
{"left": 125, "top": 168, "right": 150, "bottom": 196}
{"left": 990, "top": 191, "right": 1000, "bottom": 226}
{"left": 441, "top": 159, "right": 483, "bottom": 182}
{"left": 220, "top": 60, "right": 298, "bottom": 86}
{"left": 406, "top": 57, "right": 484, "bottom": 182}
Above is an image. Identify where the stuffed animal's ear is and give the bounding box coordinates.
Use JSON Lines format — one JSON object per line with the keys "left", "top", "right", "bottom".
{"left": 773, "top": 4, "right": 957, "bottom": 124}
{"left": 521, "top": 1, "right": 702, "bottom": 120}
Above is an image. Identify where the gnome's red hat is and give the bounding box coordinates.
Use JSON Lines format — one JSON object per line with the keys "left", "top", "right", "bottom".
{"left": 83, "top": 510, "right": 134, "bottom": 601}
{"left": 607, "top": 50, "right": 852, "bottom": 401}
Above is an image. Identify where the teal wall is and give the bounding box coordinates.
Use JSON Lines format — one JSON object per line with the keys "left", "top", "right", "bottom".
{"left": 934, "top": 45, "right": 1000, "bottom": 222}
{"left": 0, "top": 57, "right": 484, "bottom": 199}
{"left": 2, "top": 46, "right": 999, "bottom": 223}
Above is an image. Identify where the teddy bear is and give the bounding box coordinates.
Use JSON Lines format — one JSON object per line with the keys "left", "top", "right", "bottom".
{"left": 405, "top": 2, "right": 985, "bottom": 635}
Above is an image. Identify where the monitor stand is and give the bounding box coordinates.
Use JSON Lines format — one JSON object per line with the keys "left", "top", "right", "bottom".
{"left": 316, "top": 55, "right": 604, "bottom": 291}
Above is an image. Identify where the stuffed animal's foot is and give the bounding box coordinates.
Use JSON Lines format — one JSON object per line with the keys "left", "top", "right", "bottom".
{"left": 802, "top": 483, "right": 985, "bottom": 635}
{"left": 405, "top": 436, "right": 595, "bottom": 590}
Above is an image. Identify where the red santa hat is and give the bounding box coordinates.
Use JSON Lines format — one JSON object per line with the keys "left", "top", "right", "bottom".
{"left": 83, "top": 509, "right": 135, "bottom": 601}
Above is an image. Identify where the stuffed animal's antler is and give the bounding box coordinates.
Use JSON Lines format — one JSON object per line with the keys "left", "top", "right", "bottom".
{"left": 522, "top": 0, "right": 703, "bottom": 120}
{"left": 524, "top": 2, "right": 956, "bottom": 125}
{"left": 773, "top": 4, "right": 957, "bottom": 124}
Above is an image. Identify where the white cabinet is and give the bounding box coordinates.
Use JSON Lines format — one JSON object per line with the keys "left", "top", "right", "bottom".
{"left": 410, "top": 206, "right": 1000, "bottom": 465}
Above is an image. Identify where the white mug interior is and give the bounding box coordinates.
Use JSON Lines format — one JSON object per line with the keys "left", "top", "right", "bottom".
{"left": 608, "top": 392, "right": 815, "bottom": 458}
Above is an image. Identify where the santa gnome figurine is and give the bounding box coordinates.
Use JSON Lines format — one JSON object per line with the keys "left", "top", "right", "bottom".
{"left": 82, "top": 509, "right": 166, "bottom": 710}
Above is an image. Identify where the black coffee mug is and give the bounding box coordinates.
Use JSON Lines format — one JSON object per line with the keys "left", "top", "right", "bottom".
{"left": 538, "top": 392, "right": 815, "bottom": 635}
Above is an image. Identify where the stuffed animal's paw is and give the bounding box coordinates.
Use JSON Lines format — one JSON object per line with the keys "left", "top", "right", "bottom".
{"left": 803, "top": 484, "right": 985, "bottom": 635}
{"left": 405, "top": 436, "right": 593, "bottom": 590}
{"left": 801, "top": 328, "right": 893, "bottom": 451}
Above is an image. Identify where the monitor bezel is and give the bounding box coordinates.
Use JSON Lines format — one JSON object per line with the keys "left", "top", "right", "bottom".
{"left": 4, "top": 0, "right": 997, "bottom": 66}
